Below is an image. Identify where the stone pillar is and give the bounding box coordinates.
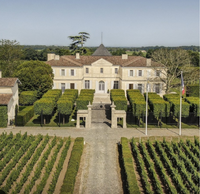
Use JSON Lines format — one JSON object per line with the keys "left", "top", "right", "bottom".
{"left": 76, "top": 115, "right": 80, "bottom": 128}
{"left": 87, "top": 102, "right": 92, "bottom": 128}
{"left": 123, "top": 115, "right": 127, "bottom": 128}
{"left": 110, "top": 101, "right": 117, "bottom": 128}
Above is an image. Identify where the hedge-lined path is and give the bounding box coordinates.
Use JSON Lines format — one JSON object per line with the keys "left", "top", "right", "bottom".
{"left": 0, "top": 126, "right": 199, "bottom": 194}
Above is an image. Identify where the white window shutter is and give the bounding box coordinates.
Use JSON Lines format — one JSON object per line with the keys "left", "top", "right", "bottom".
{"left": 111, "top": 81, "right": 114, "bottom": 89}
{"left": 75, "top": 83, "right": 77, "bottom": 89}
{"left": 90, "top": 80, "right": 92, "bottom": 89}
{"left": 126, "top": 84, "right": 129, "bottom": 89}
{"left": 133, "top": 70, "right": 135, "bottom": 76}
{"left": 148, "top": 83, "right": 151, "bottom": 92}
{"left": 128, "top": 70, "right": 130, "bottom": 76}
{"left": 96, "top": 81, "right": 98, "bottom": 92}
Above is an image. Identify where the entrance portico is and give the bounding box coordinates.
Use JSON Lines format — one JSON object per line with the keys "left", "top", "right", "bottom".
{"left": 96, "top": 80, "right": 107, "bottom": 93}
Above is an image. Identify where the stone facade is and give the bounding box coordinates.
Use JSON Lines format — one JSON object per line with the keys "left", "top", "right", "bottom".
{"left": 46, "top": 45, "right": 165, "bottom": 96}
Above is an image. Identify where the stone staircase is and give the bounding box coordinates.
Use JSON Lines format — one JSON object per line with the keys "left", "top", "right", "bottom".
{"left": 92, "top": 93, "right": 111, "bottom": 104}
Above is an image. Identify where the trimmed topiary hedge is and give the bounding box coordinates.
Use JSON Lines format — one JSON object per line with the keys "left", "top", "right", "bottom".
{"left": 186, "top": 84, "right": 199, "bottom": 97}
{"left": 16, "top": 106, "right": 34, "bottom": 126}
{"left": 34, "top": 98, "right": 56, "bottom": 115}
{"left": 76, "top": 89, "right": 95, "bottom": 110}
{"left": 121, "top": 137, "right": 140, "bottom": 194}
{"left": 110, "top": 89, "right": 127, "bottom": 111}
{"left": 185, "top": 97, "right": 200, "bottom": 116}
{"left": 127, "top": 90, "right": 145, "bottom": 116}
{"left": 19, "top": 91, "right": 37, "bottom": 105}
{"left": 0, "top": 106, "right": 7, "bottom": 128}
{"left": 144, "top": 92, "right": 170, "bottom": 117}
{"left": 163, "top": 94, "right": 190, "bottom": 117}
{"left": 60, "top": 137, "right": 84, "bottom": 194}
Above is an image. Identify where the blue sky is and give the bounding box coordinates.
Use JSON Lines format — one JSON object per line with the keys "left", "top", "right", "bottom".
{"left": 0, "top": 0, "right": 199, "bottom": 47}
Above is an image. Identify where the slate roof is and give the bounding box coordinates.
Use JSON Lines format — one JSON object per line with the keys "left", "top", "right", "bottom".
{"left": 0, "top": 94, "right": 12, "bottom": 105}
{"left": 46, "top": 55, "right": 161, "bottom": 67}
{"left": 92, "top": 44, "right": 112, "bottom": 56}
{"left": 0, "top": 78, "right": 20, "bottom": 87}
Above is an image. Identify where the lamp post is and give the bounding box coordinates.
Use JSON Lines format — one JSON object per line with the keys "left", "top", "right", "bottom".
{"left": 145, "top": 79, "right": 149, "bottom": 136}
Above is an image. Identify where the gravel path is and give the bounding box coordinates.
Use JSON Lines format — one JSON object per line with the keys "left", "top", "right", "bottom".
{"left": 0, "top": 126, "right": 199, "bottom": 194}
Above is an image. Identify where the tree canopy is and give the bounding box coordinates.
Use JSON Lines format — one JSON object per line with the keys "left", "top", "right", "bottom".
{"left": 151, "top": 48, "right": 192, "bottom": 94}
{"left": 13, "top": 61, "right": 53, "bottom": 98}
{"left": 68, "top": 32, "right": 90, "bottom": 55}
{"left": 0, "top": 39, "right": 23, "bottom": 77}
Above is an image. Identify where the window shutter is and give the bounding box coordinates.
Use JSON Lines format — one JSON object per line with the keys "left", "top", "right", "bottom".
{"left": 60, "top": 69, "right": 61, "bottom": 76}
{"left": 74, "top": 69, "right": 76, "bottom": 76}
{"left": 111, "top": 81, "right": 114, "bottom": 89}
{"left": 133, "top": 70, "right": 135, "bottom": 76}
{"left": 126, "top": 84, "right": 129, "bottom": 89}
{"left": 90, "top": 80, "right": 92, "bottom": 89}
{"left": 148, "top": 83, "right": 151, "bottom": 92}
{"left": 75, "top": 83, "right": 77, "bottom": 89}
{"left": 96, "top": 81, "right": 98, "bottom": 92}
{"left": 128, "top": 70, "right": 130, "bottom": 76}
{"left": 105, "top": 81, "right": 107, "bottom": 93}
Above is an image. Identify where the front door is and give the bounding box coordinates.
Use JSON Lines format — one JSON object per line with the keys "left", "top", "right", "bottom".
{"left": 99, "top": 81, "right": 105, "bottom": 93}
{"left": 129, "top": 84, "right": 133, "bottom": 89}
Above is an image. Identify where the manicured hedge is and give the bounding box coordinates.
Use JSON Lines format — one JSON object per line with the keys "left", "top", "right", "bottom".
{"left": 144, "top": 92, "right": 170, "bottom": 117}
{"left": 121, "top": 137, "right": 140, "bottom": 194}
{"left": 57, "top": 89, "right": 78, "bottom": 115}
{"left": 76, "top": 89, "right": 95, "bottom": 110}
{"left": 185, "top": 97, "right": 200, "bottom": 116}
{"left": 19, "top": 91, "right": 37, "bottom": 105}
{"left": 42, "top": 89, "right": 62, "bottom": 102}
{"left": 16, "top": 106, "right": 34, "bottom": 126}
{"left": 127, "top": 90, "right": 146, "bottom": 116}
{"left": 60, "top": 137, "right": 84, "bottom": 194}
{"left": 34, "top": 98, "right": 56, "bottom": 115}
{"left": 0, "top": 106, "right": 7, "bottom": 128}
{"left": 186, "top": 84, "right": 199, "bottom": 97}
{"left": 110, "top": 89, "right": 127, "bottom": 111}
{"left": 163, "top": 94, "right": 190, "bottom": 117}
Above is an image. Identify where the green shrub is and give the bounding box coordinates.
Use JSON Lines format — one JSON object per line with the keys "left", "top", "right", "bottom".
{"left": 0, "top": 106, "right": 7, "bottom": 128}
{"left": 144, "top": 93, "right": 170, "bottom": 117}
{"left": 186, "top": 84, "right": 199, "bottom": 97}
{"left": 57, "top": 100, "right": 73, "bottom": 115}
{"left": 60, "top": 137, "right": 84, "bottom": 194}
{"left": 34, "top": 98, "right": 56, "bottom": 115}
{"left": 16, "top": 106, "right": 34, "bottom": 126}
{"left": 76, "top": 89, "right": 94, "bottom": 110}
{"left": 19, "top": 91, "right": 37, "bottom": 105}
{"left": 121, "top": 137, "right": 140, "bottom": 194}
{"left": 185, "top": 97, "right": 200, "bottom": 116}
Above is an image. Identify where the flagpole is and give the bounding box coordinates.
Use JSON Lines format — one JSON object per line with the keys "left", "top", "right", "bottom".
{"left": 145, "top": 79, "right": 149, "bottom": 136}
{"left": 179, "top": 71, "right": 183, "bottom": 136}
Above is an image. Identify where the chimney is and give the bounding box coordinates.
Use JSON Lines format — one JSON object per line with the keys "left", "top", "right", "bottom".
{"left": 76, "top": 53, "right": 80, "bottom": 59}
{"left": 122, "top": 54, "right": 128, "bottom": 59}
{"left": 54, "top": 55, "right": 60, "bottom": 60}
{"left": 0, "top": 70, "right": 2, "bottom": 78}
{"left": 47, "top": 53, "right": 55, "bottom": 61}
{"left": 146, "top": 58, "right": 151, "bottom": 66}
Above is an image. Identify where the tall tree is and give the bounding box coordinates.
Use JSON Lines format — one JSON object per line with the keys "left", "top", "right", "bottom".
{"left": 68, "top": 32, "right": 90, "bottom": 54}
{"left": 151, "top": 48, "right": 192, "bottom": 94}
{"left": 0, "top": 39, "right": 23, "bottom": 77}
{"left": 13, "top": 61, "right": 53, "bottom": 98}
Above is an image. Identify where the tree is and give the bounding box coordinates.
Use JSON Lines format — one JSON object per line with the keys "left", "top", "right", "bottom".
{"left": 0, "top": 39, "right": 23, "bottom": 77}
{"left": 13, "top": 61, "right": 53, "bottom": 98}
{"left": 68, "top": 32, "right": 90, "bottom": 54}
{"left": 187, "top": 50, "right": 200, "bottom": 67}
{"left": 151, "top": 48, "right": 191, "bottom": 94}
{"left": 112, "top": 48, "right": 126, "bottom": 56}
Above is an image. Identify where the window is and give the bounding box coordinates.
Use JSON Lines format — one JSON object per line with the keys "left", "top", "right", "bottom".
{"left": 156, "top": 70, "right": 160, "bottom": 77}
{"left": 70, "top": 83, "right": 75, "bottom": 89}
{"left": 138, "top": 84, "right": 142, "bottom": 93}
{"left": 86, "top": 68, "right": 89, "bottom": 73}
{"left": 130, "top": 70, "right": 133, "bottom": 76}
{"left": 85, "top": 80, "right": 90, "bottom": 89}
{"left": 71, "top": 69, "right": 74, "bottom": 76}
{"left": 115, "top": 68, "right": 118, "bottom": 74}
{"left": 113, "top": 81, "right": 119, "bottom": 89}
{"left": 61, "top": 83, "right": 65, "bottom": 93}
{"left": 155, "top": 84, "right": 160, "bottom": 93}
{"left": 100, "top": 68, "right": 103, "bottom": 73}
{"left": 129, "top": 84, "right": 133, "bottom": 89}
{"left": 61, "top": 69, "right": 65, "bottom": 76}
{"left": 138, "top": 70, "right": 142, "bottom": 76}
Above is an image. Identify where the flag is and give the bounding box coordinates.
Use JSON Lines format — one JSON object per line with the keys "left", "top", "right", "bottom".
{"left": 181, "top": 72, "right": 185, "bottom": 95}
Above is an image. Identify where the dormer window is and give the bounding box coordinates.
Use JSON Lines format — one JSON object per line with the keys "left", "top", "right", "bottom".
{"left": 100, "top": 68, "right": 103, "bottom": 73}
{"left": 86, "top": 68, "right": 89, "bottom": 73}
{"left": 115, "top": 68, "right": 118, "bottom": 74}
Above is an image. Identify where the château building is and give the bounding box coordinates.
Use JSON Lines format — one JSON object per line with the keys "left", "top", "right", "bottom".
{"left": 46, "top": 44, "right": 165, "bottom": 95}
